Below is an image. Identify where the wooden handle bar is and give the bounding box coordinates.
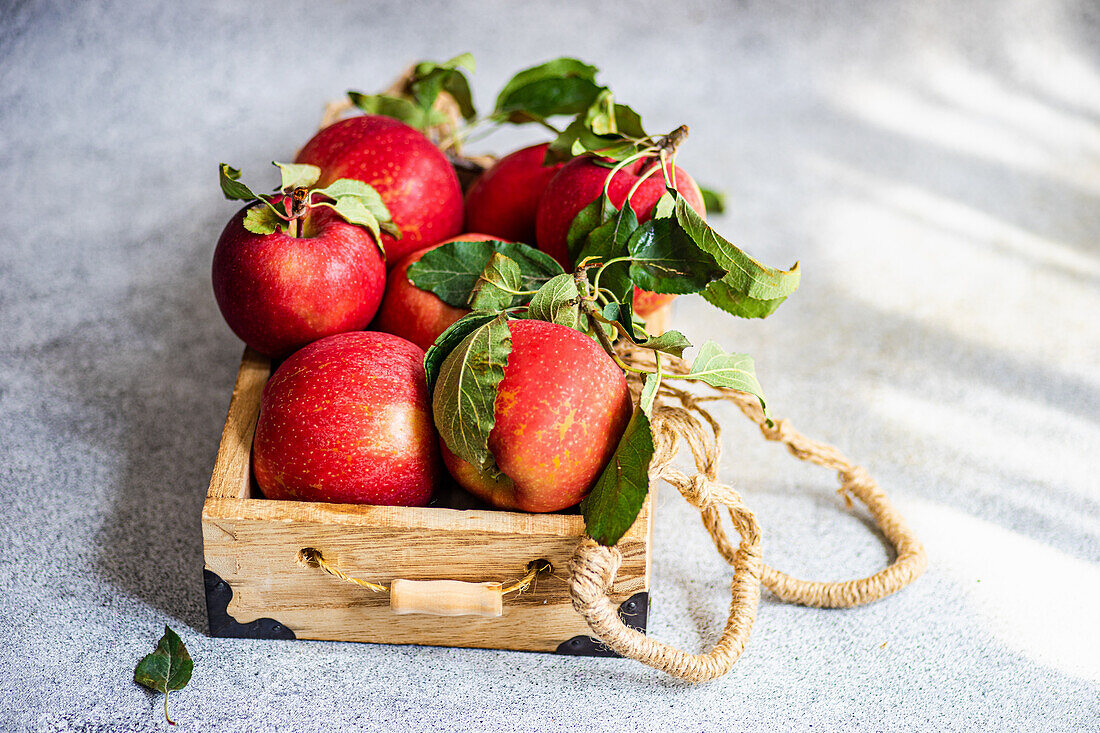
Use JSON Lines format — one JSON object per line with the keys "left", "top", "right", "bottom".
{"left": 389, "top": 579, "right": 504, "bottom": 617}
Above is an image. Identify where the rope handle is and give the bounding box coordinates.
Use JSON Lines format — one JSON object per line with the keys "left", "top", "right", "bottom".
{"left": 298, "top": 548, "right": 553, "bottom": 617}
{"left": 567, "top": 347, "right": 928, "bottom": 682}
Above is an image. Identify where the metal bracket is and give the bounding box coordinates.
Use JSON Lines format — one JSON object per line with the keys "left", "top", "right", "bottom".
{"left": 555, "top": 592, "right": 649, "bottom": 657}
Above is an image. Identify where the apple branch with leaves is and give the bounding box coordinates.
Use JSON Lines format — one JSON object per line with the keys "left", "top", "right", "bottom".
{"left": 409, "top": 165, "right": 796, "bottom": 544}
{"left": 217, "top": 161, "right": 399, "bottom": 250}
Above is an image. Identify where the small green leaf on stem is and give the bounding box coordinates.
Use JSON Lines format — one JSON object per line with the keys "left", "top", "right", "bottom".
{"left": 272, "top": 161, "right": 320, "bottom": 192}
{"left": 242, "top": 203, "right": 284, "bottom": 235}
{"left": 468, "top": 252, "right": 524, "bottom": 311}
{"left": 411, "top": 53, "right": 477, "bottom": 120}
{"left": 527, "top": 273, "right": 581, "bottom": 329}
{"left": 686, "top": 341, "right": 770, "bottom": 418}
{"left": 408, "top": 240, "right": 564, "bottom": 308}
{"left": 640, "top": 371, "right": 660, "bottom": 417}
{"left": 638, "top": 330, "right": 692, "bottom": 358}
{"left": 699, "top": 186, "right": 726, "bottom": 214}
{"left": 581, "top": 409, "right": 655, "bottom": 546}
{"left": 433, "top": 314, "right": 512, "bottom": 473}
{"left": 134, "top": 625, "right": 193, "bottom": 726}
{"left": 219, "top": 163, "right": 259, "bottom": 201}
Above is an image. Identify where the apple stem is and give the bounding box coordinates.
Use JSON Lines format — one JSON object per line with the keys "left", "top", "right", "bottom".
{"left": 287, "top": 218, "right": 299, "bottom": 238}
{"left": 624, "top": 162, "right": 664, "bottom": 205}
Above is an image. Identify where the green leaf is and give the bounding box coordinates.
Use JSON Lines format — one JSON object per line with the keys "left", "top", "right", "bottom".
{"left": 598, "top": 296, "right": 639, "bottom": 341}
{"left": 329, "top": 196, "right": 382, "bottom": 245}
{"left": 468, "top": 252, "right": 523, "bottom": 311}
{"left": 580, "top": 409, "right": 655, "bottom": 546}
{"left": 424, "top": 311, "right": 498, "bottom": 393}
{"left": 673, "top": 191, "right": 800, "bottom": 318}
{"left": 584, "top": 89, "right": 617, "bottom": 134}
{"left": 686, "top": 341, "right": 770, "bottom": 417}
{"left": 576, "top": 202, "right": 639, "bottom": 303}
{"left": 494, "top": 57, "right": 603, "bottom": 119}
{"left": 526, "top": 273, "right": 581, "bottom": 328}
{"left": 408, "top": 240, "right": 564, "bottom": 308}
{"left": 699, "top": 185, "right": 726, "bottom": 214}
{"left": 566, "top": 193, "right": 614, "bottom": 260}
{"left": 702, "top": 281, "right": 789, "bottom": 319}
{"left": 612, "top": 103, "right": 647, "bottom": 138}
{"left": 219, "top": 163, "right": 259, "bottom": 201}
{"left": 546, "top": 119, "right": 642, "bottom": 164}
{"left": 347, "top": 92, "right": 447, "bottom": 129}
{"left": 134, "top": 625, "right": 193, "bottom": 725}
{"left": 242, "top": 203, "right": 284, "bottom": 235}
{"left": 313, "top": 178, "right": 399, "bottom": 248}
{"left": 638, "top": 330, "right": 692, "bottom": 358}
{"left": 625, "top": 199, "right": 726, "bottom": 295}
{"left": 432, "top": 314, "right": 512, "bottom": 473}
{"left": 272, "top": 161, "right": 320, "bottom": 191}
{"left": 640, "top": 371, "right": 660, "bottom": 417}
{"left": 411, "top": 53, "right": 477, "bottom": 120}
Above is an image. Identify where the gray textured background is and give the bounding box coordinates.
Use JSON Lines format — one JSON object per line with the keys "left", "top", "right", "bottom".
{"left": 2, "top": 0, "right": 1099, "bottom": 730}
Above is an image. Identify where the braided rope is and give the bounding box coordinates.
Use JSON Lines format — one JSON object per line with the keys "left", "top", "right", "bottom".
{"left": 568, "top": 345, "right": 927, "bottom": 681}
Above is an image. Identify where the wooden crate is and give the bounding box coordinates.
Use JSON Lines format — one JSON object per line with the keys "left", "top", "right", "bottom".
{"left": 202, "top": 347, "right": 654, "bottom": 654}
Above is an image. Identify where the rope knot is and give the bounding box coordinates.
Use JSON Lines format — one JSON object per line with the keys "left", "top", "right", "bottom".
{"left": 569, "top": 539, "right": 621, "bottom": 608}
{"left": 681, "top": 474, "right": 717, "bottom": 509}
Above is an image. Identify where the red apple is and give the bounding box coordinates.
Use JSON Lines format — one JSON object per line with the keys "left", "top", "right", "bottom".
{"left": 440, "top": 320, "right": 632, "bottom": 513}
{"left": 211, "top": 205, "right": 386, "bottom": 358}
{"left": 253, "top": 331, "right": 441, "bottom": 506}
{"left": 295, "top": 115, "right": 464, "bottom": 264}
{"left": 464, "top": 143, "right": 563, "bottom": 244}
{"left": 535, "top": 155, "right": 706, "bottom": 316}
{"left": 371, "top": 233, "right": 506, "bottom": 352}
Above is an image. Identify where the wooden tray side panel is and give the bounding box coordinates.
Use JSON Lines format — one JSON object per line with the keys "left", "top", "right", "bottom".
{"left": 202, "top": 348, "right": 654, "bottom": 653}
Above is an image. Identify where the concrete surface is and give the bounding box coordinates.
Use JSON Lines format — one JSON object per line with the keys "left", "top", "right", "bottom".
{"left": 1, "top": 0, "right": 1098, "bottom": 730}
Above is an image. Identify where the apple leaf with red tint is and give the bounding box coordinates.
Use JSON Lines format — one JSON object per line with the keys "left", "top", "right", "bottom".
{"left": 432, "top": 314, "right": 513, "bottom": 475}
{"left": 580, "top": 409, "right": 655, "bottom": 547}
{"left": 468, "top": 252, "right": 523, "bottom": 311}
{"left": 408, "top": 240, "right": 563, "bottom": 308}
{"left": 526, "top": 273, "right": 581, "bottom": 329}
{"left": 134, "top": 625, "right": 193, "bottom": 725}
{"left": 424, "top": 311, "right": 499, "bottom": 392}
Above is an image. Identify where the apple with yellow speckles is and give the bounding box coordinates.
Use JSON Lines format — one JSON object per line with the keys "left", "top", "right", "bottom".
{"left": 211, "top": 205, "right": 386, "bottom": 358}
{"left": 439, "top": 320, "right": 632, "bottom": 512}
{"left": 253, "top": 331, "right": 442, "bottom": 506}
{"left": 295, "top": 114, "right": 464, "bottom": 265}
